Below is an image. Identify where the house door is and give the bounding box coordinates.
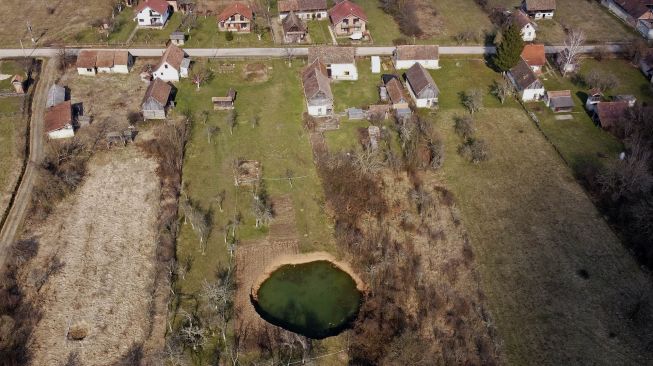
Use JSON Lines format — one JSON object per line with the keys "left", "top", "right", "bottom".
{"left": 326, "top": 67, "right": 332, "bottom": 78}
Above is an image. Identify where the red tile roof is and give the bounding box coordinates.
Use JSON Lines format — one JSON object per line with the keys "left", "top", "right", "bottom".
{"left": 328, "top": 0, "right": 367, "bottom": 25}
{"left": 76, "top": 50, "right": 98, "bottom": 69}
{"left": 218, "top": 3, "right": 253, "bottom": 22}
{"left": 44, "top": 101, "right": 72, "bottom": 133}
{"left": 156, "top": 43, "right": 186, "bottom": 71}
{"left": 143, "top": 79, "right": 172, "bottom": 107}
{"left": 521, "top": 44, "right": 546, "bottom": 67}
{"left": 135, "top": 0, "right": 170, "bottom": 15}
{"left": 596, "top": 101, "right": 630, "bottom": 129}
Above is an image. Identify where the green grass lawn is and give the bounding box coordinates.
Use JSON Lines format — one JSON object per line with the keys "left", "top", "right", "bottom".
{"left": 331, "top": 59, "right": 380, "bottom": 111}
{"left": 418, "top": 0, "right": 494, "bottom": 45}
{"left": 307, "top": 20, "right": 332, "bottom": 45}
{"left": 0, "top": 60, "right": 26, "bottom": 91}
{"left": 131, "top": 13, "right": 184, "bottom": 45}
{"left": 488, "top": 0, "right": 637, "bottom": 44}
{"left": 174, "top": 58, "right": 334, "bottom": 292}
{"left": 0, "top": 97, "right": 23, "bottom": 214}
{"left": 67, "top": 9, "right": 136, "bottom": 45}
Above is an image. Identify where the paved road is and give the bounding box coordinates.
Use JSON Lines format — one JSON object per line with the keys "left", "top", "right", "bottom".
{"left": 0, "top": 44, "right": 626, "bottom": 59}
{"left": 0, "top": 59, "right": 56, "bottom": 258}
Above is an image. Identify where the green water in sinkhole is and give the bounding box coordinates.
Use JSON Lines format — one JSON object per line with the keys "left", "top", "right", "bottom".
{"left": 253, "top": 260, "right": 362, "bottom": 339}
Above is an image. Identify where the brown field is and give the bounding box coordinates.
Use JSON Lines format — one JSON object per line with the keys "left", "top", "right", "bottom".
{"left": 23, "top": 147, "right": 160, "bottom": 365}
{"left": 436, "top": 108, "right": 653, "bottom": 365}
{"left": 0, "top": 0, "right": 116, "bottom": 46}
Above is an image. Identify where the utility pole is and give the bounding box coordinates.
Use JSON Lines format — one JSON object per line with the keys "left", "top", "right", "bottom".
{"left": 26, "top": 21, "right": 35, "bottom": 44}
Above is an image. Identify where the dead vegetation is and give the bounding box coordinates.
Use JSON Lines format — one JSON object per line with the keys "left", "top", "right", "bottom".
{"left": 311, "top": 113, "right": 502, "bottom": 364}
{"left": 242, "top": 63, "right": 270, "bottom": 83}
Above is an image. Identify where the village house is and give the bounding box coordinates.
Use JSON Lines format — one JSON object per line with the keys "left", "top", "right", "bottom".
{"left": 142, "top": 78, "right": 173, "bottom": 119}
{"left": 46, "top": 84, "right": 66, "bottom": 108}
{"left": 602, "top": 0, "right": 653, "bottom": 39}
{"left": 594, "top": 101, "right": 631, "bottom": 133}
{"left": 218, "top": 3, "right": 254, "bottom": 33}
{"left": 328, "top": 0, "right": 367, "bottom": 37}
{"left": 522, "top": 0, "right": 556, "bottom": 19}
{"left": 507, "top": 58, "right": 545, "bottom": 101}
{"left": 45, "top": 101, "right": 74, "bottom": 139}
{"left": 282, "top": 11, "right": 308, "bottom": 43}
{"left": 393, "top": 45, "right": 440, "bottom": 70}
{"left": 545, "top": 90, "right": 575, "bottom": 113}
{"left": 302, "top": 59, "right": 333, "bottom": 116}
{"left": 153, "top": 43, "right": 190, "bottom": 82}
{"left": 278, "top": 0, "right": 327, "bottom": 20}
{"left": 308, "top": 46, "right": 358, "bottom": 80}
{"left": 513, "top": 10, "right": 537, "bottom": 41}
{"left": 134, "top": 0, "right": 171, "bottom": 28}
{"left": 404, "top": 63, "right": 439, "bottom": 108}
{"left": 520, "top": 44, "right": 546, "bottom": 74}
{"left": 76, "top": 50, "right": 133, "bottom": 75}
{"left": 382, "top": 74, "right": 409, "bottom": 110}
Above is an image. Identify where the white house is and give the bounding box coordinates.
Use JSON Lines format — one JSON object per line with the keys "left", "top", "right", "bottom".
{"left": 111, "top": 51, "right": 134, "bottom": 73}
{"left": 278, "top": 0, "right": 327, "bottom": 21}
{"left": 153, "top": 43, "right": 190, "bottom": 82}
{"left": 393, "top": 45, "right": 440, "bottom": 70}
{"left": 302, "top": 59, "right": 333, "bottom": 117}
{"left": 45, "top": 101, "right": 74, "bottom": 139}
{"left": 404, "top": 63, "right": 439, "bottom": 108}
{"left": 308, "top": 46, "right": 357, "bottom": 80}
{"left": 522, "top": 0, "right": 556, "bottom": 19}
{"left": 513, "top": 10, "right": 536, "bottom": 41}
{"left": 134, "top": 0, "right": 171, "bottom": 28}
{"left": 508, "top": 58, "right": 545, "bottom": 101}
{"left": 76, "top": 50, "right": 98, "bottom": 76}
{"left": 76, "top": 50, "right": 133, "bottom": 75}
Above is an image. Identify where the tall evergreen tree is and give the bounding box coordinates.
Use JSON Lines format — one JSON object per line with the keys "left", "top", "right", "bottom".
{"left": 493, "top": 23, "right": 525, "bottom": 72}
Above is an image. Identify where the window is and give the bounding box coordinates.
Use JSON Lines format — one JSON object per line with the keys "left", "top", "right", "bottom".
{"left": 230, "top": 16, "right": 235, "bottom": 21}
{"left": 344, "top": 71, "right": 350, "bottom": 76}
{"left": 242, "top": 23, "right": 248, "bottom": 28}
{"left": 165, "top": 64, "right": 168, "bottom": 68}
{"left": 240, "top": 15, "right": 245, "bottom": 21}
{"left": 87, "top": 68, "right": 93, "bottom": 72}
{"left": 139, "top": 19, "right": 144, "bottom": 23}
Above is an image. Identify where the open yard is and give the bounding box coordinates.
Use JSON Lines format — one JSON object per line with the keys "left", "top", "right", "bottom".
{"left": 0, "top": 97, "right": 26, "bottom": 221}
{"left": 322, "top": 55, "right": 653, "bottom": 365}
{"left": 488, "top": 0, "right": 637, "bottom": 43}
{"left": 172, "top": 59, "right": 348, "bottom": 363}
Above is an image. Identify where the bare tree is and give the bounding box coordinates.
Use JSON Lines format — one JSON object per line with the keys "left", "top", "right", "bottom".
{"left": 584, "top": 69, "right": 620, "bottom": 93}
{"left": 559, "top": 29, "right": 585, "bottom": 77}
{"left": 283, "top": 47, "right": 296, "bottom": 66}
{"left": 454, "top": 114, "right": 475, "bottom": 139}
{"left": 354, "top": 149, "right": 383, "bottom": 177}
{"left": 180, "top": 197, "right": 210, "bottom": 254}
{"left": 462, "top": 88, "right": 483, "bottom": 115}
{"left": 191, "top": 66, "right": 212, "bottom": 90}
{"left": 215, "top": 189, "right": 226, "bottom": 212}
{"left": 250, "top": 114, "right": 260, "bottom": 128}
{"left": 205, "top": 125, "right": 218, "bottom": 144}
{"left": 490, "top": 78, "right": 514, "bottom": 104}
{"left": 252, "top": 196, "right": 273, "bottom": 228}
{"left": 226, "top": 110, "right": 238, "bottom": 135}
{"left": 177, "top": 309, "right": 207, "bottom": 352}
{"left": 285, "top": 168, "right": 295, "bottom": 187}
{"left": 201, "top": 110, "right": 210, "bottom": 125}
{"left": 200, "top": 267, "right": 235, "bottom": 343}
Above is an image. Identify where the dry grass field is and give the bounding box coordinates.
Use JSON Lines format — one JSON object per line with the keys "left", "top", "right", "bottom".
{"left": 23, "top": 147, "right": 160, "bottom": 366}
{"left": 0, "top": 0, "right": 116, "bottom": 46}
{"left": 0, "top": 97, "right": 27, "bottom": 222}
{"left": 436, "top": 107, "right": 653, "bottom": 365}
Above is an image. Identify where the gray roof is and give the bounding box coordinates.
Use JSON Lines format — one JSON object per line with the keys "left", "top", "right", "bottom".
{"left": 509, "top": 58, "right": 540, "bottom": 90}
{"left": 547, "top": 90, "right": 574, "bottom": 108}
{"left": 46, "top": 84, "right": 66, "bottom": 108}
{"left": 170, "top": 31, "right": 185, "bottom": 40}
{"left": 181, "top": 58, "right": 191, "bottom": 69}
{"left": 308, "top": 46, "right": 355, "bottom": 65}
{"left": 404, "top": 63, "right": 439, "bottom": 97}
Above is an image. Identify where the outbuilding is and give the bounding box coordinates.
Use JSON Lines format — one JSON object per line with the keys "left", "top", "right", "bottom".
{"left": 46, "top": 84, "right": 66, "bottom": 108}
{"left": 393, "top": 45, "right": 440, "bottom": 70}
{"left": 507, "top": 58, "right": 545, "bottom": 101}
{"left": 142, "top": 78, "right": 173, "bottom": 119}
{"left": 404, "top": 63, "right": 439, "bottom": 108}
{"left": 45, "top": 101, "right": 74, "bottom": 139}
{"left": 308, "top": 46, "right": 357, "bottom": 80}
{"left": 545, "top": 90, "right": 575, "bottom": 113}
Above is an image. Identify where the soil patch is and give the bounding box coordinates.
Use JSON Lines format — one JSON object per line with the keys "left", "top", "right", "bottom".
{"left": 242, "top": 63, "right": 270, "bottom": 83}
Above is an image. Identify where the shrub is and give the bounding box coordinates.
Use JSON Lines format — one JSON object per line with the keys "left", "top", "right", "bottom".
{"left": 454, "top": 115, "right": 475, "bottom": 139}
{"left": 225, "top": 31, "right": 234, "bottom": 42}
{"left": 458, "top": 138, "right": 490, "bottom": 163}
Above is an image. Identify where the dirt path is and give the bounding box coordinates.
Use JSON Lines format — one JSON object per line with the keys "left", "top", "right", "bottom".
{"left": 0, "top": 59, "right": 56, "bottom": 263}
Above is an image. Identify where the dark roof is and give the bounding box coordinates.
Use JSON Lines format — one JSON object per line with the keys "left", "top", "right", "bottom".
{"left": 135, "top": 0, "right": 170, "bottom": 14}
{"left": 381, "top": 74, "right": 399, "bottom": 84}
{"left": 278, "top": 0, "right": 327, "bottom": 12}
{"left": 547, "top": 90, "right": 574, "bottom": 108}
{"left": 308, "top": 46, "right": 355, "bottom": 64}
{"left": 404, "top": 63, "right": 439, "bottom": 96}
{"left": 329, "top": 0, "right": 367, "bottom": 25}
{"left": 46, "top": 84, "right": 66, "bottom": 108}
{"left": 596, "top": 101, "right": 630, "bottom": 129}
{"left": 156, "top": 43, "right": 186, "bottom": 70}
{"left": 513, "top": 10, "right": 533, "bottom": 29}
{"left": 524, "top": 0, "right": 556, "bottom": 11}
{"left": 395, "top": 45, "right": 439, "bottom": 61}
{"left": 282, "top": 11, "right": 307, "bottom": 33}
{"left": 76, "top": 50, "right": 97, "bottom": 68}
{"left": 509, "top": 58, "right": 540, "bottom": 90}
{"left": 170, "top": 31, "right": 185, "bottom": 40}
{"left": 613, "top": 0, "right": 652, "bottom": 19}
{"left": 44, "top": 101, "right": 72, "bottom": 133}
{"left": 218, "top": 3, "right": 253, "bottom": 21}
{"left": 521, "top": 44, "right": 545, "bottom": 66}
{"left": 385, "top": 77, "right": 406, "bottom": 104}
{"left": 143, "top": 79, "right": 172, "bottom": 107}
{"left": 302, "top": 59, "right": 332, "bottom": 101}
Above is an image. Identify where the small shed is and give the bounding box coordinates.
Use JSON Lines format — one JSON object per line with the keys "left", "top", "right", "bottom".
{"left": 545, "top": 90, "right": 575, "bottom": 113}
{"left": 212, "top": 88, "right": 237, "bottom": 110}
{"left": 395, "top": 107, "right": 411, "bottom": 120}
{"left": 46, "top": 84, "right": 66, "bottom": 108}
{"left": 170, "top": 31, "right": 185, "bottom": 46}
{"left": 585, "top": 88, "right": 603, "bottom": 112}
{"left": 142, "top": 79, "right": 172, "bottom": 120}
{"left": 614, "top": 94, "right": 637, "bottom": 107}
{"left": 379, "top": 85, "right": 388, "bottom": 101}
{"left": 10, "top": 75, "right": 25, "bottom": 94}
{"left": 371, "top": 56, "right": 381, "bottom": 73}
{"left": 347, "top": 108, "right": 365, "bottom": 120}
